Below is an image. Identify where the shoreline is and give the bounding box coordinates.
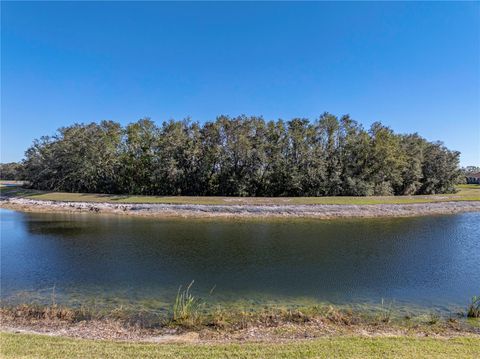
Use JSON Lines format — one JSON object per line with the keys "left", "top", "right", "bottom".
{"left": 1, "top": 304, "right": 479, "bottom": 344}
{"left": 1, "top": 196, "right": 480, "bottom": 219}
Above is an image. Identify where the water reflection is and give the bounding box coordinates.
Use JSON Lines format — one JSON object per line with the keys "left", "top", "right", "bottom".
{"left": 1, "top": 209, "right": 478, "bottom": 310}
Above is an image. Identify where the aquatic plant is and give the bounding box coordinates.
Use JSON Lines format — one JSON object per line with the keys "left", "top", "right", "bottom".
{"left": 467, "top": 296, "right": 480, "bottom": 318}
{"left": 172, "top": 280, "right": 201, "bottom": 327}
{"left": 428, "top": 311, "right": 440, "bottom": 325}
{"left": 378, "top": 299, "right": 393, "bottom": 323}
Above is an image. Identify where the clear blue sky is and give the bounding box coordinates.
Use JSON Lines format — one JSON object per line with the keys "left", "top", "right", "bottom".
{"left": 2, "top": 1, "right": 479, "bottom": 166}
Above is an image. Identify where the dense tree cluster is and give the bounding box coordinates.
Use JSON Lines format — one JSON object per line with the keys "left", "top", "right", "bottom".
{"left": 21, "top": 114, "right": 462, "bottom": 196}
{"left": 0, "top": 162, "right": 24, "bottom": 180}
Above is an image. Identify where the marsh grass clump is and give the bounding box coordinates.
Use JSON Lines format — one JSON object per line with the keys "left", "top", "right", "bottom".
{"left": 204, "top": 306, "right": 319, "bottom": 330}
{"left": 6, "top": 304, "right": 85, "bottom": 322}
{"left": 428, "top": 311, "right": 440, "bottom": 325}
{"left": 106, "top": 305, "right": 157, "bottom": 327}
{"left": 378, "top": 299, "right": 394, "bottom": 324}
{"left": 284, "top": 309, "right": 311, "bottom": 324}
{"left": 206, "top": 308, "right": 231, "bottom": 329}
{"left": 120, "top": 310, "right": 162, "bottom": 329}
{"left": 467, "top": 296, "right": 480, "bottom": 318}
{"left": 8, "top": 285, "right": 92, "bottom": 322}
{"left": 325, "top": 306, "right": 356, "bottom": 325}
{"left": 172, "top": 281, "right": 202, "bottom": 328}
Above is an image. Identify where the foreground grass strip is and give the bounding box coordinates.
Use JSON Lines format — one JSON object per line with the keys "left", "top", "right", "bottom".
{"left": 1, "top": 333, "right": 480, "bottom": 359}
{"left": 1, "top": 184, "right": 479, "bottom": 206}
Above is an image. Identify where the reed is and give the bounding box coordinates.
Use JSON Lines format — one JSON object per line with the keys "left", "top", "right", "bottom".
{"left": 172, "top": 280, "right": 202, "bottom": 327}
{"left": 378, "top": 298, "right": 393, "bottom": 323}
{"left": 467, "top": 296, "right": 480, "bottom": 318}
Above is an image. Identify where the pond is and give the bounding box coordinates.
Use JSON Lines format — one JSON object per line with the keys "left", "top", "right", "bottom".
{"left": 1, "top": 208, "right": 479, "bottom": 312}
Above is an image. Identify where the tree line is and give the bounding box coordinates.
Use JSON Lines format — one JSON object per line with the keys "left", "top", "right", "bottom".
{"left": 17, "top": 113, "right": 462, "bottom": 196}
{"left": 0, "top": 162, "right": 23, "bottom": 181}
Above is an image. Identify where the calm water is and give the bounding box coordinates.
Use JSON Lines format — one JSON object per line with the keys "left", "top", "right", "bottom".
{"left": 1, "top": 208, "right": 479, "bottom": 311}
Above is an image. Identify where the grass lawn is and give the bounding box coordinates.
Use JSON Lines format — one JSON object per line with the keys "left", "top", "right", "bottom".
{"left": 1, "top": 183, "right": 479, "bottom": 206}
{"left": 1, "top": 332, "right": 480, "bottom": 359}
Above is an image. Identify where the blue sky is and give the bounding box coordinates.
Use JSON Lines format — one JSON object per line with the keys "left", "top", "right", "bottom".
{"left": 2, "top": 1, "right": 479, "bottom": 165}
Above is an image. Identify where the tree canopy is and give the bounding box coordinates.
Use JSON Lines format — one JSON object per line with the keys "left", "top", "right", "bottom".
{"left": 20, "top": 114, "right": 462, "bottom": 196}
{"left": 0, "top": 162, "right": 24, "bottom": 180}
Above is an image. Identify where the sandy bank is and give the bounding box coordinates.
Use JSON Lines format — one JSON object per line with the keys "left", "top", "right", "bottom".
{"left": 1, "top": 196, "right": 480, "bottom": 219}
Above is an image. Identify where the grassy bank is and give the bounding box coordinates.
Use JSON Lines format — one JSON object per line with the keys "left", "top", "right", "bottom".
{"left": 2, "top": 299, "right": 479, "bottom": 344}
{"left": 2, "top": 332, "right": 480, "bottom": 359}
{"left": 1, "top": 184, "right": 479, "bottom": 206}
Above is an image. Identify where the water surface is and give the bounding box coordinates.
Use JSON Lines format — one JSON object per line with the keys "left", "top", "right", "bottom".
{"left": 1, "top": 208, "right": 479, "bottom": 311}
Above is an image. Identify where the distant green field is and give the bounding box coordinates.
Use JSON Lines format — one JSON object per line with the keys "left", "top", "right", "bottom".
{"left": 458, "top": 184, "right": 480, "bottom": 189}
{"left": 1, "top": 183, "right": 479, "bottom": 206}
{"left": 1, "top": 332, "right": 479, "bottom": 359}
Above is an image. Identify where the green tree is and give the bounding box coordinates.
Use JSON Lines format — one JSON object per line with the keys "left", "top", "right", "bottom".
{"left": 338, "top": 115, "right": 373, "bottom": 196}
{"left": 22, "top": 114, "right": 462, "bottom": 197}
{"left": 0, "top": 162, "right": 24, "bottom": 180}
{"left": 420, "top": 142, "right": 461, "bottom": 194}
{"left": 120, "top": 118, "right": 158, "bottom": 194}
{"left": 368, "top": 122, "right": 406, "bottom": 195}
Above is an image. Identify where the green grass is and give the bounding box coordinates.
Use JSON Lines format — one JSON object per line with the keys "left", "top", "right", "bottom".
{"left": 1, "top": 332, "right": 479, "bottom": 359}
{"left": 458, "top": 184, "right": 480, "bottom": 190}
{"left": 172, "top": 281, "right": 202, "bottom": 327}
{"left": 1, "top": 184, "right": 479, "bottom": 206}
